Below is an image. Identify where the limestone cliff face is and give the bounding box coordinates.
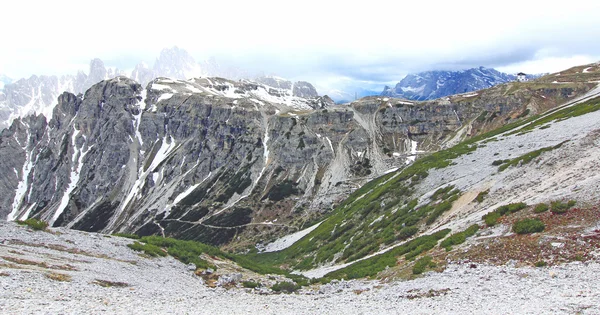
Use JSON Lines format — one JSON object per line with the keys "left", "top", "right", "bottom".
{"left": 1, "top": 76, "right": 591, "bottom": 246}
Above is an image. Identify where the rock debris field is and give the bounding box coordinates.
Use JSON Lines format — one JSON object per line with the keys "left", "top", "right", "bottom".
{"left": 1, "top": 222, "right": 599, "bottom": 314}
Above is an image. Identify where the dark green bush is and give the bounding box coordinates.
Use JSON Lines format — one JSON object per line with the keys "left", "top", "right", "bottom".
{"left": 397, "top": 226, "right": 419, "bottom": 240}
{"left": 439, "top": 224, "right": 479, "bottom": 250}
{"left": 440, "top": 233, "right": 466, "bottom": 249}
{"left": 464, "top": 224, "right": 480, "bottom": 237}
{"left": 533, "top": 203, "right": 549, "bottom": 213}
{"left": 16, "top": 218, "right": 48, "bottom": 231}
{"left": 412, "top": 256, "right": 435, "bottom": 275}
{"left": 271, "top": 281, "right": 300, "bottom": 293}
{"left": 534, "top": 260, "right": 547, "bottom": 267}
{"left": 475, "top": 190, "right": 489, "bottom": 203}
{"left": 512, "top": 218, "right": 545, "bottom": 234}
{"left": 483, "top": 212, "right": 501, "bottom": 226}
{"left": 242, "top": 281, "right": 260, "bottom": 288}
{"left": 127, "top": 241, "right": 167, "bottom": 257}
{"left": 550, "top": 200, "right": 575, "bottom": 214}
{"left": 491, "top": 160, "right": 509, "bottom": 166}
{"left": 483, "top": 203, "right": 528, "bottom": 226}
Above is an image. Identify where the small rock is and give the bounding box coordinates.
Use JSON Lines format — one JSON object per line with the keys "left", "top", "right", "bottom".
{"left": 187, "top": 263, "right": 196, "bottom": 271}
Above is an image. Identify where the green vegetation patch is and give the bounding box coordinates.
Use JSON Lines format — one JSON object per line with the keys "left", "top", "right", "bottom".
{"left": 498, "top": 141, "right": 567, "bottom": 172}
{"left": 127, "top": 241, "right": 167, "bottom": 257}
{"left": 242, "top": 281, "right": 261, "bottom": 289}
{"left": 412, "top": 255, "right": 436, "bottom": 275}
{"left": 550, "top": 200, "right": 576, "bottom": 214}
{"left": 475, "top": 190, "right": 489, "bottom": 203}
{"left": 482, "top": 202, "right": 528, "bottom": 226}
{"left": 128, "top": 235, "right": 306, "bottom": 282}
{"left": 510, "top": 96, "right": 600, "bottom": 135}
{"left": 512, "top": 218, "right": 545, "bottom": 234}
{"left": 320, "top": 229, "right": 450, "bottom": 281}
{"left": 439, "top": 224, "right": 479, "bottom": 250}
{"left": 535, "top": 260, "right": 547, "bottom": 267}
{"left": 271, "top": 281, "right": 301, "bottom": 293}
{"left": 533, "top": 203, "right": 549, "bottom": 213}
{"left": 16, "top": 218, "right": 49, "bottom": 231}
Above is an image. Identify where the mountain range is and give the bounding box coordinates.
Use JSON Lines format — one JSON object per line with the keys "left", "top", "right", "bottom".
{"left": 1, "top": 61, "right": 600, "bottom": 313}
{"left": 0, "top": 47, "right": 279, "bottom": 130}
{"left": 382, "top": 67, "right": 541, "bottom": 101}
{"left": 2, "top": 60, "right": 597, "bottom": 250}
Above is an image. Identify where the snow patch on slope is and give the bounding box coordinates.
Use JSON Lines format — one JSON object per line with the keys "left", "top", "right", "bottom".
{"left": 262, "top": 221, "right": 323, "bottom": 252}
{"left": 8, "top": 124, "right": 33, "bottom": 221}
{"left": 51, "top": 127, "right": 92, "bottom": 225}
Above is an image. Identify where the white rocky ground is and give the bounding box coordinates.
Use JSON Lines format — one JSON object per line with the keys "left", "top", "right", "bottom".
{"left": 1, "top": 221, "right": 599, "bottom": 314}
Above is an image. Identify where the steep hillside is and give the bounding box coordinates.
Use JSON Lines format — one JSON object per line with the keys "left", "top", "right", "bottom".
{"left": 251, "top": 82, "right": 600, "bottom": 280}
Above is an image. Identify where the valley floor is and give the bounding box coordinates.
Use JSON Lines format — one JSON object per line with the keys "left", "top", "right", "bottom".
{"left": 1, "top": 222, "right": 599, "bottom": 314}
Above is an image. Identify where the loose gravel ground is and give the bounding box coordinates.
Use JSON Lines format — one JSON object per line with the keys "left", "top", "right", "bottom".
{"left": 1, "top": 221, "right": 599, "bottom": 314}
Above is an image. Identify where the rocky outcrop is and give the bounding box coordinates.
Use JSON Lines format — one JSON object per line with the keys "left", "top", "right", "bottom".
{"left": 0, "top": 59, "right": 125, "bottom": 130}
{"left": 256, "top": 77, "right": 319, "bottom": 99}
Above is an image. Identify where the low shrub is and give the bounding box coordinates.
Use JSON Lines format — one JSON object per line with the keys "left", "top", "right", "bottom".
{"left": 242, "top": 281, "right": 260, "bottom": 289}
{"left": 491, "top": 160, "right": 509, "bottom": 166}
{"left": 440, "top": 233, "right": 466, "bottom": 250}
{"left": 16, "top": 218, "right": 48, "bottom": 231}
{"left": 534, "top": 260, "right": 547, "bottom": 267}
{"left": 127, "top": 241, "right": 167, "bottom": 257}
{"left": 496, "top": 202, "right": 528, "bottom": 215}
{"left": 512, "top": 218, "right": 545, "bottom": 234}
{"left": 533, "top": 203, "right": 549, "bottom": 213}
{"left": 440, "top": 224, "right": 479, "bottom": 250}
{"left": 464, "top": 224, "right": 480, "bottom": 237}
{"left": 475, "top": 190, "right": 489, "bottom": 203}
{"left": 397, "top": 226, "right": 419, "bottom": 240}
{"left": 271, "top": 281, "right": 300, "bottom": 293}
{"left": 483, "top": 212, "right": 501, "bottom": 226}
{"left": 412, "top": 256, "right": 436, "bottom": 275}
{"left": 550, "top": 200, "right": 576, "bottom": 214}
{"left": 483, "top": 203, "right": 528, "bottom": 226}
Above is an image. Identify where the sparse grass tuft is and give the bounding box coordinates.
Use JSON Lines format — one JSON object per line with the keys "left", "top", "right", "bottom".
{"left": 16, "top": 218, "right": 48, "bottom": 231}
{"left": 92, "top": 279, "right": 130, "bottom": 287}
{"left": 45, "top": 272, "right": 72, "bottom": 282}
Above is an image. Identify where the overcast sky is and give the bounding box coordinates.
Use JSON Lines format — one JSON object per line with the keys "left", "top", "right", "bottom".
{"left": 2, "top": 0, "right": 600, "bottom": 94}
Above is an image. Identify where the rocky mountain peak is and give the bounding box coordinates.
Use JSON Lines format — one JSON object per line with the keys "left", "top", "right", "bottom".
{"left": 382, "top": 67, "right": 516, "bottom": 101}
{"left": 153, "top": 46, "right": 203, "bottom": 80}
